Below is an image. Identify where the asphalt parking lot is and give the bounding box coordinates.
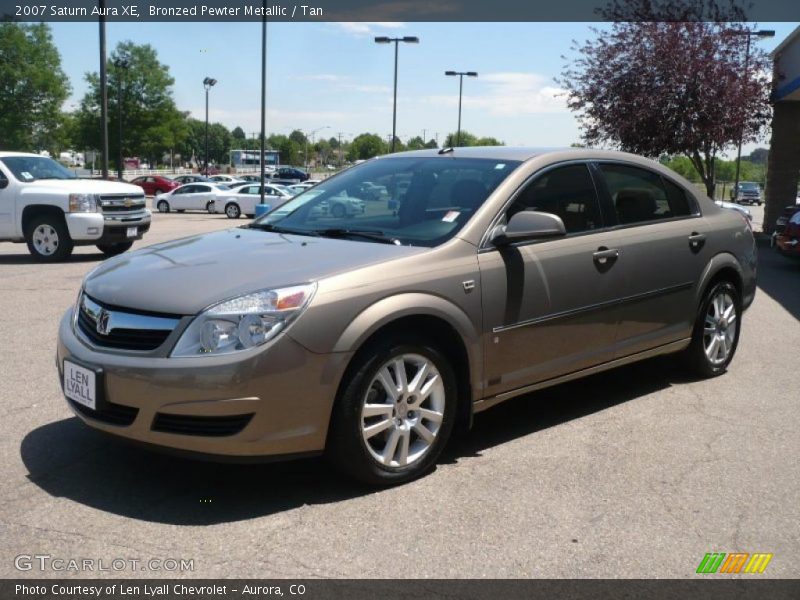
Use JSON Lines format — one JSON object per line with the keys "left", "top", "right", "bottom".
{"left": 1, "top": 205, "right": 798, "bottom": 578}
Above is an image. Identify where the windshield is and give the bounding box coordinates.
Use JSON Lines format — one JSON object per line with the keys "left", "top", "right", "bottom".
{"left": 0, "top": 156, "right": 76, "bottom": 182}
{"left": 740, "top": 182, "right": 759, "bottom": 190}
{"left": 253, "top": 156, "right": 520, "bottom": 247}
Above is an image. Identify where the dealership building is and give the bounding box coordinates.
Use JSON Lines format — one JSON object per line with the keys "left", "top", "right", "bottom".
{"left": 765, "top": 26, "right": 800, "bottom": 232}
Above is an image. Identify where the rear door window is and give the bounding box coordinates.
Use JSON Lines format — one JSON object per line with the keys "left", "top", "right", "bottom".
{"left": 599, "top": 164, "right": 691, "bottom": 224}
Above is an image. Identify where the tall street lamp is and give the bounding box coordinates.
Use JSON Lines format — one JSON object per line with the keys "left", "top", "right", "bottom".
{"left": 203, "top": 77, "right": 217, "bottom": 175}
{"left": 374, "top": 36, "right": 419, "bottom": 153}
{"left": 445, "top": 71, "right": 478, "bottom": 147}
{"left": 114, "top": 56, "right": 130, "bottom": 181}
{"left": 730, "top": 29, "right": 774, "bottom": 199}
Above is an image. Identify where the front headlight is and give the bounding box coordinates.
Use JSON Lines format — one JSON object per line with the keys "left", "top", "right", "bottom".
{"left": 171, "top": 283, "right": 316, "bottom": 357}
{"left": 69, "top": 193, "right": 99, "bottom": 213}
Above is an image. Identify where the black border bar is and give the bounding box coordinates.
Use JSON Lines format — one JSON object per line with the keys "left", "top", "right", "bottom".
{"left": 1, "top": 0, "right": 799, "bottom": 22}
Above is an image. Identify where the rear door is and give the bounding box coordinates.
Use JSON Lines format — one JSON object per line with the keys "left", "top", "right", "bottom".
{"left": 591, "top": 162, "right": 707, "bottom": 357}
{"left": 188, "top": 184, "right": 214, "bottom": 210}
{"left": 478, "top": 162, "right": 627, "bottom": 396}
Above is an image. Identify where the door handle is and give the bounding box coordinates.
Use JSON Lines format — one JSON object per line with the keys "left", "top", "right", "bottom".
{"left": 688, "top": 232, "right": 706, "bottom": 251}
{"left": 593, "top": 247, "right": 619, "bottom": 265}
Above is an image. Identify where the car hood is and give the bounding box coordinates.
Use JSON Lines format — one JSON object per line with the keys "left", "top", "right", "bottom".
{"left": 19, "top": 178, "right": 144, "bottom": 196}
{"left": 83, "top": 227, "right": 427, "bottom": 314}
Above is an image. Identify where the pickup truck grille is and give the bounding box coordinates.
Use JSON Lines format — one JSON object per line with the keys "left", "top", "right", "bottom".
{"left": 99, "top": 194, "right": 147, "bottom": 214}
{"left": 76, "top": 293, "right": 181, "bottom": 352}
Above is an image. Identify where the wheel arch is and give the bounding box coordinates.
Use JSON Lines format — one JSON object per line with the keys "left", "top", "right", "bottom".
{"left": 21, "top": 204, "right": 66, "bottom": 235}
{"left": 696, "top": 252, "right": 744, "bottom": 308}
{"left": 327, "top": 295, "right": 482, "bottom": 436}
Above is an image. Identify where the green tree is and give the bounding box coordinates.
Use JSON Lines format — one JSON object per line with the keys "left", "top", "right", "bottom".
{"left": 424, "top": 138, "right": 438, "bottom": 149}
{"left": 444, "top": 130, "right": 478, "bottom": 147}
{"left": 75, "top": 41, "right": 187, "bottom": 167}
{"left": 267, "top": 134, "right": 301, "bottom": 166}
{"left": 0, "top": 23, "right": 70, "bottom": 152}
{"left": 289, "top": 129, "right": 308, "bottom": 146}
{"left": 406, "top": 136, "right": 426, "bottom": 150}
{"left": 476, "top": 136, "right": 503, "bottom": 146}
{"left": 231, "top": 126, "right": 246, "bottom": 142}
{"left": 347, "top": 133, "right": 387, "bottom": 161}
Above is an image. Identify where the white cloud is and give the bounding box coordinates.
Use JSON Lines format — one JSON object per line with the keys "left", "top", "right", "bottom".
{"left": 425, "top": 72, "right": 568, "bottom": 116}
{"left": 291, "top": 74, "right": 344, "bottom": 82}
{"left": 289, "top": 74, "right": 391, "bottom": 95}
{"left": 330, "top": 22, "right": 405, "bottom": 37}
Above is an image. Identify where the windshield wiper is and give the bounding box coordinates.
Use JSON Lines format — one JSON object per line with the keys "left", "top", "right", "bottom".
{"left": 246, "top": 222, "right": 320, "bottom": 237}
{"left": 318, "top": 228, "right": 400, "bottom": 245}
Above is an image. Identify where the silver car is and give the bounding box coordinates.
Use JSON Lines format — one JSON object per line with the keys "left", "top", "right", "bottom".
{"left": 57, "top": 148, "right": 756, "bottom": 485}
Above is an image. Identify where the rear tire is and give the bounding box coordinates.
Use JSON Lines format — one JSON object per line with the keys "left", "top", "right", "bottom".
{"left": 97, "top": 241, "right": 133, "bottom": 256}
{"left": 157, "top": 200, "right": 170, "bottom": 213}
{"left": 225, "top": 203, "right": 241, "bottom": 219}
{"left": 327, "top": 336, "right": 457, "bottom": 486}
{"left": 683, "top": 281, "right": 742, "bottom": 378}
{"left": 25, "top": 214, "right": 74, "bottom": 262}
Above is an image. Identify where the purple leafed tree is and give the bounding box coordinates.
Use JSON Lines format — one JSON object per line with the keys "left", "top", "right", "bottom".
{"left": 560, "top": 19, "right": 772, "bottom": 197}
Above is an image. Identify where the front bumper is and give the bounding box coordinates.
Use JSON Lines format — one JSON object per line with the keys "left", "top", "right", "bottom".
{"left": 66, "top": 210, "right": 152, "bottom": 242}
{"left": 56, "top": 309, "right": 352, "bottom": 459}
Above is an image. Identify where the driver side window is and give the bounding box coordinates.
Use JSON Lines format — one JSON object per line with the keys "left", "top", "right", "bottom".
{"left": 0, "top": 169, "right": 8, "bottom": 190}
{"left": 507, "top": 164, "right": 602, "bottom": 234}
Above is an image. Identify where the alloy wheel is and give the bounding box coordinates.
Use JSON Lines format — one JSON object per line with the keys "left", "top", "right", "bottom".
{"left": 703, "top": 290, "right": 738, "bottom": 365}
{"left": 360, "top": 353, "right": 445, "bottom": 468}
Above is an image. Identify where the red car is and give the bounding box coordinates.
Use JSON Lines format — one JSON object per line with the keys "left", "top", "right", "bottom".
{"left": 130, "top": 175, "right": 180, "bottom": 196}
{"left": 775, "top": 205, "right": 800, "bottom": 259}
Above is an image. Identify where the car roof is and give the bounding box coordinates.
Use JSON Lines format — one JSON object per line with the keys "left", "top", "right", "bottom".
{"left": 0, "top": 151, "right": 42, "bottom": 158}
{"left": 381, "top": 146, "right": 667, "bottom": 166}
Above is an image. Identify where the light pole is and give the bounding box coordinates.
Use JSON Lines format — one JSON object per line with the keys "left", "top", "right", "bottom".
{"left": 730, "top": 29, "right": 774, "bottom": 200}
{"left": 374, "top": 36, "right": 419, "bottom": 153}
{"left": 445, "top": 71, "right": 478, "bottom": 147}
{"left": 203, "top": 77, "right": 217, "bottom": 175}
{"left": 98, "top": 1, "right": 109, "bottom": 178}
{"left": 114, "top": 56, "right": 130, "bottom": 180}
{"left": 259, "top": 9, "right": 267, "bottom": 204}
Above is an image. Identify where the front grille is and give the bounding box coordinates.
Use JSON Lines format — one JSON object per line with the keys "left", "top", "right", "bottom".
{"left": 76, "top": 294, "right": 180, "bottom": 352}
{"left": 68, "top": 398, "right": 139, "bottom": 426}
{"left": 99, "top": 194, "right": 147, "bottom": 214}
{"left": 152, "top": 413, "right": 255, "bottom": 437}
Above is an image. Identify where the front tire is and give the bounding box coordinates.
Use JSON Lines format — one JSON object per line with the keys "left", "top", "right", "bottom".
{"left": 206, "top": 201, "right": 215, "bottom": 214}
{"left": 328, "top": 337, "right": 457, "bottom": 486}
{"left": 684, "top": 281, "right": 742, "bottom": 378}
{"left": 97, "top": 241, "right": 133, "bottom": 256}
{"left": 26, "top": 215, "right": 74, "bottom": 262}
{"left": 157, "top": 200, "right": 170, "bottom": 213}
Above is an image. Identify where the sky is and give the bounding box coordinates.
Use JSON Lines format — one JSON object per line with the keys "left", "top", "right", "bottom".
{"left": 49, "top": 21, "right": 798, "bottom": 156}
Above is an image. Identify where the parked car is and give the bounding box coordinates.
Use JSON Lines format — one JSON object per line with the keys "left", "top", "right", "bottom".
{"left": 154, "top": 183, "right": 231, "bottom": 213}
{"left": 172, "top": 174, "right": 211, "bottom": 185}
{"left": 214, "top": 184, "right": 294, "bottom": 218}
{"left": 285, "top": 183, "right": 314, "bottom": 196}
{"left": 730, "top": 181, "right": 763, "bottom": 205}
{"left": 208, "top": 174, "right": 245, "bottom": 186}
{"left": 130, "top": 175, "right": 180, "bottom": 196}
{"left": 57, "top": 147, "right": 756, "bottom": 485}
{"left": 774, "top": 205, "right": 800, "bottom": 258}
{"left": 0, "top": 152, "right": 150, "bottom": 261}
{"left": 269, "top": 166, "right": 310, "bottom": 184}
{"left": 316, "top": 195, "right": 366, "bottom": 218}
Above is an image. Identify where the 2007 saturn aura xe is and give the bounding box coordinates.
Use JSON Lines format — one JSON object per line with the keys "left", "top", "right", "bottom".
{"left": 57, "top": 147, "right": 756, "bottom": 485}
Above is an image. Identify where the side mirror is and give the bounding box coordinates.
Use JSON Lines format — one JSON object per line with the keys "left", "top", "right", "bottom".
{"left": 490, "top": 211, "right": 566, "bottom": 246}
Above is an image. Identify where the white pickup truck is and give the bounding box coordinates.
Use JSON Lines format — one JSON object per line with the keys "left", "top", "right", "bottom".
{"left": 0, "top": 152, "right": 151, "bottom": 261}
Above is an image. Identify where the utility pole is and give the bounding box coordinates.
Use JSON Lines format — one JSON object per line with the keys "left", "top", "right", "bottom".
{"left": 98, "top": 0, "right": 109, "bottom": 178}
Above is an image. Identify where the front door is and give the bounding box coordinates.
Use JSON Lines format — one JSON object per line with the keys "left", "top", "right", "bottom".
{"left": 479, "top": 162, "right": 627, "bottom": 397}
{"left": 0, "top": 166, "right": 13, "bottom": 237}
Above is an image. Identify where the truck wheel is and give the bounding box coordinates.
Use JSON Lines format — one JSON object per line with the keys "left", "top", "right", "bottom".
{"left": 157, "top": 200, "right": 170, "bottom": 213}
{"left": 97, "top": 241, "right": 133, "bottom": 256}
{"left": 26, "top": 215, "right": 74, "bottom": 262}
